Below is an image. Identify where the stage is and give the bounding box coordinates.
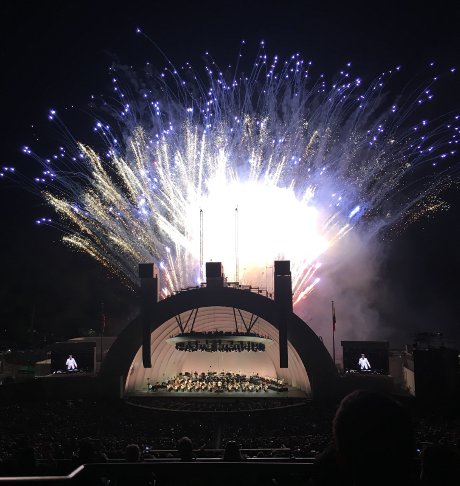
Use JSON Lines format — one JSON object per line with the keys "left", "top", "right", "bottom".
{"left": 125, "top": 387, "right": 310, "bottom": 412}
{"left": 133, "top": 386, "right": 306, "bottom": 399}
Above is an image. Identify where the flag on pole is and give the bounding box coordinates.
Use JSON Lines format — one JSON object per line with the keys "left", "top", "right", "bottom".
{"left": 332, "top": 301, "right": 336, "bottom": 333}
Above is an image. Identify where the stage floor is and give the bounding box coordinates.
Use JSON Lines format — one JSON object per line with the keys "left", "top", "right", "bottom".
{"left": 125, "top": 387, "right": 310, "bottom": 412}
{"left": 129, "top": 386, "right": 307, "bottom": 399}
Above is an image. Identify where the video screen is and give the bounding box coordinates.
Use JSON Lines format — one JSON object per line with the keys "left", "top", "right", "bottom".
{"left": 51, "top": 342, "right": 96, "bottom": 374}
{"left": 342, "top": 341, "right": 389, "bottom": 375}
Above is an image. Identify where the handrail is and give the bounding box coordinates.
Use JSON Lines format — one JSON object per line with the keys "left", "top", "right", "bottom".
{"left": 0, "top": 460, "right": 314, "bottom": 484}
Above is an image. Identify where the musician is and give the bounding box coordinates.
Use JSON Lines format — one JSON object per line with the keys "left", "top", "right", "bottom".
{"left": 66, "top": 354, "right": 78, "bottom": 371}
{"left": 358, "top": 353, "right": 371, "bottom": 371}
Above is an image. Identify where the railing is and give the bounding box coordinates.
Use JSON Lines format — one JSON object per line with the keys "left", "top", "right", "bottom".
{"left": 171, "top": 283, "right": 271, "bottom": 298}
{"left": 0, "top": 459, "right": 315, "bottom": 485}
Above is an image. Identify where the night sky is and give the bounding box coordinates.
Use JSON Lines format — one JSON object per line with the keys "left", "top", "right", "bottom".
{"left": 1, "top": 1, "right": 459, "bottom": 350}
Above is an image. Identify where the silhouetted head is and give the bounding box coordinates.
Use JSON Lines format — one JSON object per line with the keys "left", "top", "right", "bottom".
{"left": 77, "top": 439, "right": 96, "bottom": 462}
{"left": 125, "top": 443, "right": 140, "bottom": 462}
{"left": 333, "top": 390, "right": 415, "bottom": 485}
{"left": 223, "top": 441, "right": 244, "bottom": 461}
{"left": 177, "top": 436, "right": 193, "bottom": 461}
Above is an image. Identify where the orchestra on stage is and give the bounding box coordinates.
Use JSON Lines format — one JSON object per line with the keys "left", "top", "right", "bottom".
{"left": 148, "top": 371, "right": 288, "bottom": 393}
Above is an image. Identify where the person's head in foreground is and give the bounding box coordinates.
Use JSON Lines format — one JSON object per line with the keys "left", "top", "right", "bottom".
{"left": 333, "top": 390, "right": 417, "bottom": 486}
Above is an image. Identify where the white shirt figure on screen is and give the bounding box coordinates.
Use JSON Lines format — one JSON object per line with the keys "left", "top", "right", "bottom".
{"left": 66, "top": 355, "right": 77, "bottom": 371}
{"left": 358, "top": 354, "right": 371, "bottom": 370}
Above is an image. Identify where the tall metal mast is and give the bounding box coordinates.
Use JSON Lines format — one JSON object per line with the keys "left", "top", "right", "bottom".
{"left": 235, "top": 207, "right": 239, "bottom": 283}
{"left": 200, "top": 209, "right": 204, "bottom": 282}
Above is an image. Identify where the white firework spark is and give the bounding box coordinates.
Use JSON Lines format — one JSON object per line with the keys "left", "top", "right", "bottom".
{"left": 21, "top": 45, "right": 459, "bottom": 304}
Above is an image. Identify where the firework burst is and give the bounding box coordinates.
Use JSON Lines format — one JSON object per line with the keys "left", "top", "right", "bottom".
{"left": 18, "top": 42, "right": 459, "bottom": 303}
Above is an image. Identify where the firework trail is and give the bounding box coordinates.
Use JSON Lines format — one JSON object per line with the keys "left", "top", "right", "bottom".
{"left": 18, "top": 42, "right": 459, "bottom": 304}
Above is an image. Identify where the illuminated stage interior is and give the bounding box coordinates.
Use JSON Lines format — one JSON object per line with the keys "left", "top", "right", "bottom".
{"left": 124, "top": 306, "right": 311, "bottom": 398}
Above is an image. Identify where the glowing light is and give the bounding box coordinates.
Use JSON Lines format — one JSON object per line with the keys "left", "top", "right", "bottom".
{"left": 348, "top": 206, "right": 361, "bottom": 219}
{"left": 17, "top": 47, "right": 459, "bottom": 303}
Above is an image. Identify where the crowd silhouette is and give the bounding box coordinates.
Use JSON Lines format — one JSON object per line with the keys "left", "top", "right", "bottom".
{"left": 0, "top": 391, "right": 458, "bottom": 484}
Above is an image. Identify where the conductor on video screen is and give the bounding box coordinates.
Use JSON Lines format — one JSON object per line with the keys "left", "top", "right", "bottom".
{"left": 358, "top": 353, "right": 371, "bottom": 371}
{"left": 66, "top": 354, "right": 78, "bottom": 371}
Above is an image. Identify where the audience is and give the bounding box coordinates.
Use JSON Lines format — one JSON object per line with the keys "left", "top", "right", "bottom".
{"left": 72, "top": 438, "right": 108, "bottom": 467}
{"left": 177, "top": 436, "right": 194, "bottom": 461}
{"left": 0, "top": 393, "right": 458, "bottom": 484}
{"left": 223, "top": 441, "right": 245, "bottom": 461}
{"left": 125, "top": 444, "right": 141, "bottom": 462}
{"left": 420, "top": 444, "right": 460, "bottom": 486}
{"left": 308, "top": 444, "right": 352, "bottom": 486}
{"left": 114, "top": 443, "right": 156, "bottom": 486}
